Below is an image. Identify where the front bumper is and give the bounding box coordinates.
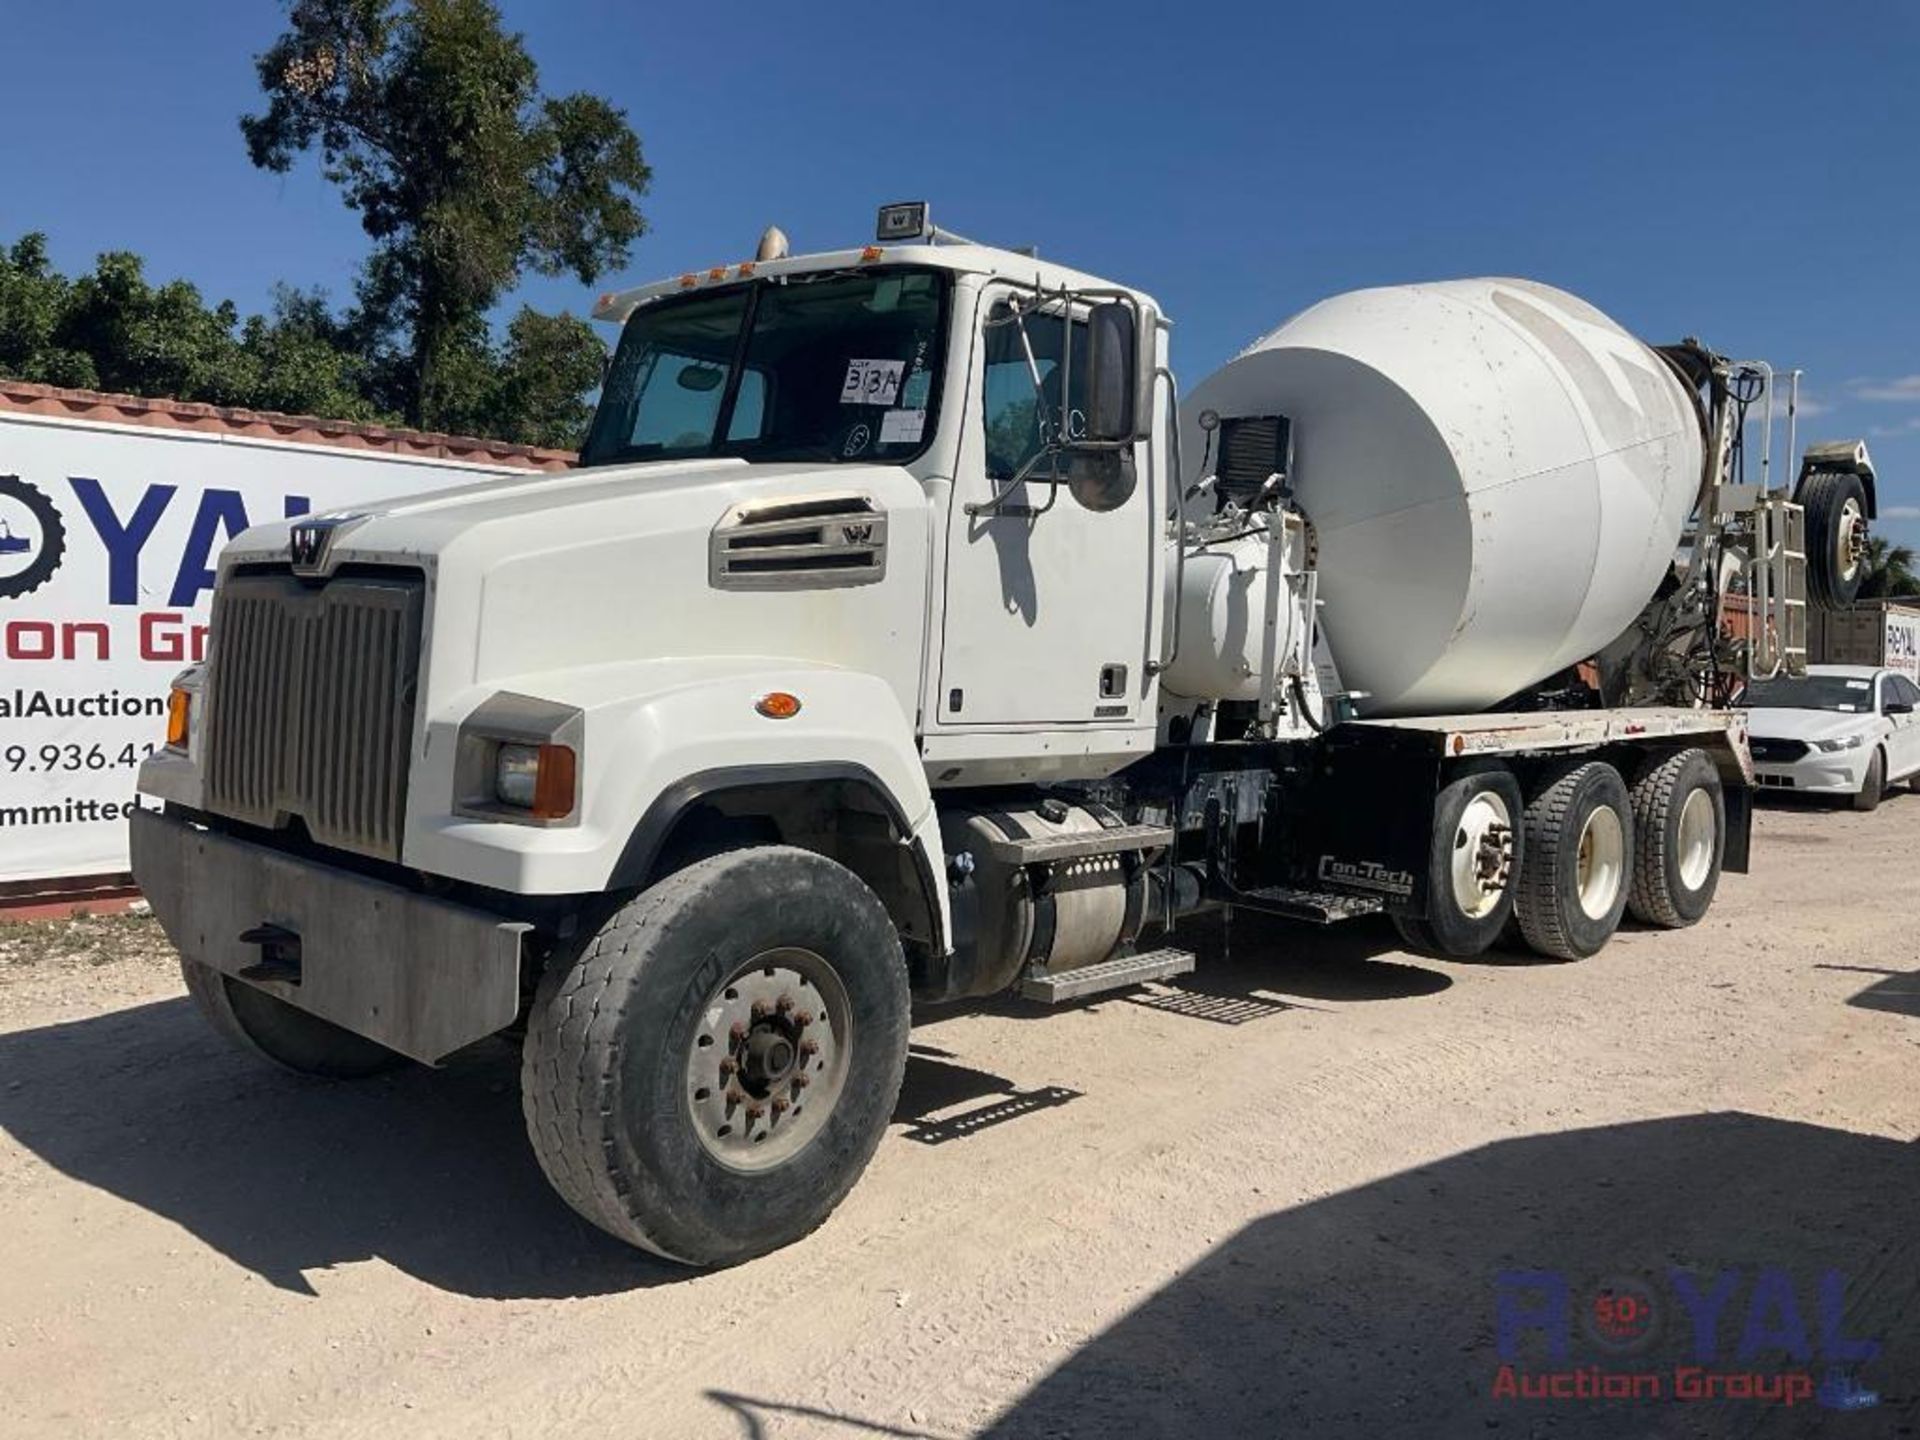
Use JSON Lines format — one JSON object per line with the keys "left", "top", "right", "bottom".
{"left": 130, "top": 807, "right": 527, "bottom": 1063}
{"left": 1751, "top": 751, "right": 1870, "bottom": 796}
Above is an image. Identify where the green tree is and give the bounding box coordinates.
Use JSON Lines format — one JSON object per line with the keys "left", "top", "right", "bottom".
{"left": 241, "top": 0, "right": 648, "bottom": 432}
{"left": 1858, "top": 536, "right": 1920, "bottom": 599}
{"left": 0, "top": 234, "right": 390, "bottom": 422}
{"left": 0, "top": 234, "right": 101, "bottom": 389}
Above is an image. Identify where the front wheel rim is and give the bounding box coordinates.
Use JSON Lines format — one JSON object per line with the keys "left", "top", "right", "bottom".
{"left": 1575, "top": 805, "right": 1626, "bottom": 920}
{"left": 1675, "top": 787, "right": 1716, "bottom": 891}
{"left": 685, "top": 947, "right": 852, "bottom": 1173}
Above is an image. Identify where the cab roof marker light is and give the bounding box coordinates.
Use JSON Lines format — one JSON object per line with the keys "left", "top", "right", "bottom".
{"left": 679, "top": 273, "right": 698, "bottom": 289}
{"left": 708, "top": 266, "right": 727, "bottom": 281}
{"left": 859, "top": 246, "right": 883, "bottom": 263}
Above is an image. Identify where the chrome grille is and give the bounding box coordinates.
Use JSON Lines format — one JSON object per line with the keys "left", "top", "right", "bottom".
{"left": 204, "top": 570, "right": 425, "bottom": 861}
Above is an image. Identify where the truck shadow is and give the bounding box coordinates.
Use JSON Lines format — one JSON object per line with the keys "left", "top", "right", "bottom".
{"left": 966, "top": 911, "right": 1455, "bottom": 1029}
{"left": 892, "top": 1047, "right": 1081, "bottom": 1145}
{"left": 1817, "top": 962, "right": 1920, "bottom": 1019}
{"left": 0, "top": 997, "right": 675, "bottom": 1299}
{"left": 977, "top": 1111, "right": 1920, "bottom": 1438}
{"left": 0, "top": 920, "right": 1448, "bottom": 1303}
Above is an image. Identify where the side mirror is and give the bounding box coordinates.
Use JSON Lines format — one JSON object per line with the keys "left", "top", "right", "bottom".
{"left": 1886, "top": 700, "right": 1913, "bottom": 715}
{"left": 1083, "top": 302, "right": 1137, "bottom": 445}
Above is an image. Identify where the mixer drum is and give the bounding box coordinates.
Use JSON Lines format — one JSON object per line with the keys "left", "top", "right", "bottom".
{"left": 1180, "top": 279, "right": 1705, "bottom": 715}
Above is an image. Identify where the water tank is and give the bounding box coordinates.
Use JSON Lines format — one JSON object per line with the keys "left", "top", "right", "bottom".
{"left": 1180, "top": 279, "right": 1705, "bottom": 715}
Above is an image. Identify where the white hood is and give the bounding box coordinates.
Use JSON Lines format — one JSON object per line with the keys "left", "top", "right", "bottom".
{"left": 1744, "top": 707, "right": 1877, "bottom": 744}
{"left": 219, "top": 456, "right": 936, "bottom": 720}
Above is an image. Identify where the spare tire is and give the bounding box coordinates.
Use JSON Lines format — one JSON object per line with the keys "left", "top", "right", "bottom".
{"left": 1800, "top": 469, "right": 1870, "bottom": 609}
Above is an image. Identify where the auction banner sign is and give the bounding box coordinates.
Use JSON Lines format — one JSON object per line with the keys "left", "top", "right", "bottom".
{"left": 0, "top": 408, "right": 533, "bottom": 884}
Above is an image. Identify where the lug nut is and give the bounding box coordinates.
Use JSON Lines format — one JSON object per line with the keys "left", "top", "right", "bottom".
{"left": 745, "top": 1103, "right": 765, "bottom": 1122}
{"left": 750, "top": 999, "right": 770, "bottom": 1020}
{"left": 718, "top": 1057, "right": 737, "bottom": 1078}
{"left": 799, "top": 1038, "right": 819, "bottom": 1058}
{"left": 794, "top": 1010, "right": 814, "bottom": 1028}
{"left": 729, "top": 1020, "right": 748, "bottom": 1044}
{"left": 792, "top": 1073, "right": 810, "bottom": 1091}
{"left": 775, "top": 994, "right": 795, "bottom": 1015}
{"left": 771, "top": 1097, "right": 789, "bottom": 1117}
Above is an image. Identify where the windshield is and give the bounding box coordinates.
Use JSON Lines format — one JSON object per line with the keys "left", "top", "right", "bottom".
{"left": 1741, "top": 675, "right": 1877, "bottom": 713}
{"left": 581, "top": 266, "right": 948, "bottom": 468}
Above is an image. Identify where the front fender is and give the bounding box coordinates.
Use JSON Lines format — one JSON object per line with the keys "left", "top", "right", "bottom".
{"left": 405, "top": 659, "right": 946, "bottom": 932}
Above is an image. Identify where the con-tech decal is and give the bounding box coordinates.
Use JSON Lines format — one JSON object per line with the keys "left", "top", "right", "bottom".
{"left": 1318, "top": 855, "right": 1415, "bottom": 897}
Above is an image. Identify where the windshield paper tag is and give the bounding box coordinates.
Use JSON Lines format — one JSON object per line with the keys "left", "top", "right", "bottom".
{"left": 879, "top": 408, "right": 926, "bottom": 445}
{"left": 841, "top": 358, "right": 905, "bottom": 407}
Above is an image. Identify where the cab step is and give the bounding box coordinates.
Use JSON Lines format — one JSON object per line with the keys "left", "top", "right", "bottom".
{"left": 1233, "top": 886, "right": 1385, "bottom": 924}
{"left": 1021, "top": 947, "right": 1196, "bottom": 1003}
{"left": 985, "top": 823, "right": 1175, "bottom": 867}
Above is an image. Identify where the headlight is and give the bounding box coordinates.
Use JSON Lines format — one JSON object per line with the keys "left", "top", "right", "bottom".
{"left": 453, "top": 692, "right": 584, "bottom": 826}
{"left": 495, "top": 743, "right": 542, "bottom": 806}
{"left": 1813, "top": 733, "right": 1865, "bottom": 752}
{"left": 491, "top": 741, "right": 576, "bottom": 817}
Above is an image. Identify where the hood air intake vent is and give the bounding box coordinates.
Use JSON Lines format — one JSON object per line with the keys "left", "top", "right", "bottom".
{"left": 710, "top": 492, "right": 888, "bottom": 590}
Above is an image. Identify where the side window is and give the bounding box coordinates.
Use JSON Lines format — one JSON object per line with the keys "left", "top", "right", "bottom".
{"left": 981, "top": 302, "right": 1089, "bottom": 481}
{"left": 1891, "top": 675, "right": 1920, "bottom": 709}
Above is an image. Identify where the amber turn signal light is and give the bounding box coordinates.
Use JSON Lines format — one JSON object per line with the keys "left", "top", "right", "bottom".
{"left": 531, "top": 743, "right": 577, "bottom": 820}
{"left": 166, "top": 688, "right": 192, "bottom": 749}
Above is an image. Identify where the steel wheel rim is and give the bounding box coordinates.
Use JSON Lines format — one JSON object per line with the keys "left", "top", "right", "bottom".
{"left": 1676, "top": 787, "right": 1716, "bottom": 892}
{"left": 1837, "top": 498, "right": 1866, "bottom": 582}
{"left": 1449, "top": 791, "right": 1514, "bottom": 920}
{"left": 1575, "top": 804, "right": 1626, "bottom": 921}
{"left": 686, "top": 946, "right": 852, "bottom": 1173}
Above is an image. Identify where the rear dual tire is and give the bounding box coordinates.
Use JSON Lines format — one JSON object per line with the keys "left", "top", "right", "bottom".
{"left": 1626, "top": 749, "right": 1725, "bottom": 928}
{"left": 1514, "top": 762, "right": 1635, "bottom": 961}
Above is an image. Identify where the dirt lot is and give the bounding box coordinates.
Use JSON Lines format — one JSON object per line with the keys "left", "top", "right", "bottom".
{"left": 2, "top": 796, "right": 1916, "bottom": 1438}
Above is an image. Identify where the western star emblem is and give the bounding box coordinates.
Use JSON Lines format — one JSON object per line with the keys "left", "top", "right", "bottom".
{"left": 288, "top": 515, "right": 363, "bottom": 575}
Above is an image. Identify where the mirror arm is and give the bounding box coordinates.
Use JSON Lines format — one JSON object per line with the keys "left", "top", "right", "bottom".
{"left": 965, "top": 447, "right": 1063, "bottom": 518}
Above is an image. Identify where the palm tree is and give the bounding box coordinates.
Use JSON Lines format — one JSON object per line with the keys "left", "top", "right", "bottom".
{"left": 1857, "top": 536, "right": 1920, "bottom": 598}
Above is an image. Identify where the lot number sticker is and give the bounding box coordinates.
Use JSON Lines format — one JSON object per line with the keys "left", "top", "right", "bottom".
{"left": 841, "top": 358, "right": 905, "bottom": 407}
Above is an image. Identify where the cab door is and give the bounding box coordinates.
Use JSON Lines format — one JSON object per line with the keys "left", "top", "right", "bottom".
{"left": 933, "top": 289, "right": 1153, "bottom": 728}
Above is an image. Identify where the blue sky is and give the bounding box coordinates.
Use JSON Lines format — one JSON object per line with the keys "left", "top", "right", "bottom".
{"left": 6, "top": 2, "right": 1919, "bottom": 539}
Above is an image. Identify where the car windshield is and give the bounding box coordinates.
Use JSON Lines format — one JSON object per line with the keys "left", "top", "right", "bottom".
{"left": 581, "top": 266, "right": 948, "bottom": 468}
{"left": 1741, "top": 675, "right": 1876, "bottom": 713}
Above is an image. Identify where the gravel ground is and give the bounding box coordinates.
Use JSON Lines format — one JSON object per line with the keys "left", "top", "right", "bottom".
{"left": 0, "top": 797, "right": 1915, "bottom": 1438}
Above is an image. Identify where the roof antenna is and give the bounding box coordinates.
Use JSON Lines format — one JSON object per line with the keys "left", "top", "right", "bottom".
{"left": 756, "top": 225, "right": 790, "bottom": 262}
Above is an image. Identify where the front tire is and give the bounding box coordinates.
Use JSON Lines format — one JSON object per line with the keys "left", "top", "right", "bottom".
{"left": 1626, "top": 749, "right": 1725, "bottom": 928}
{"left": 1514, "top": 762, "right": 1634, "bottom": 960}
{"left": 521, "top": 847, "right": 910, "bottom": 1266}
{"left": 1852, "top": 748, "right": 1886, "bottom": 813}
{"left": 180, "top": 960, "right": 408, "bottom": 1079}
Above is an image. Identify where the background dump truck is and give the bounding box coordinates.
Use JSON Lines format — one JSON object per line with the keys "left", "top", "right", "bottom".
{"left": 130, "top": 205, "right": 1872, "bottom": 1265}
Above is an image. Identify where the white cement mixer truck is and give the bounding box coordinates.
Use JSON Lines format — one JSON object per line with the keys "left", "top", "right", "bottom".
{"left": 128, "top": 203, "right": 1879, "bottom": 1265}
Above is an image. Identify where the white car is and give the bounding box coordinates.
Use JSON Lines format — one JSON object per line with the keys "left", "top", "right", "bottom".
{"left": 1744, "top": 664, "right": 1920, "bottom": 811}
